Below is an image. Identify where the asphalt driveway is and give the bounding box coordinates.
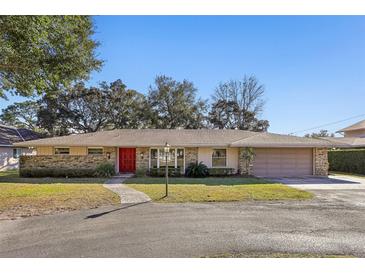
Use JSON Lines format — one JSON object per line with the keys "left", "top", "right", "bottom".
{"left": 1, "top": 196, "right": 365, "bottom": 257}
{"left": 269, "top": 174, "right": 365, "bottom": 208}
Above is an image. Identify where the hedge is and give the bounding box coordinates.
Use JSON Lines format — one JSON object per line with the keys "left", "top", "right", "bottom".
{"left": 20, "top": 163, "right": 116, "bottom": 178}
{"left": 328, "top": 149, "right": 365, "bottom": 175}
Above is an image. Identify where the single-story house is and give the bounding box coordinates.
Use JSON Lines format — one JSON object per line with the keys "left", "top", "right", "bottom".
{"left": 15, "top": 129, "right": 333, "bottom": 177}
{"left": 0, "top": 124, "right": 40, "bottom": 171}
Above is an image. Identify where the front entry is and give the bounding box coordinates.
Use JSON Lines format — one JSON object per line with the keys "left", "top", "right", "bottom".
{"left": 119, "top": 148, "right": 136, "bottom": 173}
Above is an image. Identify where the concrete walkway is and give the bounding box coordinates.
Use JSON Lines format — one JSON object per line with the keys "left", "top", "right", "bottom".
{"left": 103, "top": 175, "right": 151, "bottom": 204}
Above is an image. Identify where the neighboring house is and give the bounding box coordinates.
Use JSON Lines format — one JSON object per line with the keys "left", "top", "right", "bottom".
{"left": 322, "top": 120, "right": 365, "bottom": 148}
{"left": 16, "top": 129, "right": 333, "bottom": 177}
{"left": 0, "top": 125, "right": 40, "bottom": 171}
{"left": 338, "top": 120, "right": 365, "bottom": 138}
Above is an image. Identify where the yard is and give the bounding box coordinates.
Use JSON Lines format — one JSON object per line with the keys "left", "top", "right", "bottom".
{"left": 125, "top": 177, "right": 313, "bottom": 203}
{"left": 0, "top": 170, "right": 119, "bottom": 219}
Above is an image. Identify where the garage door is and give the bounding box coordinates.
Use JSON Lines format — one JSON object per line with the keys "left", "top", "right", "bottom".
{"left": 252, "top": 148, "right": 313, "bottom": 177}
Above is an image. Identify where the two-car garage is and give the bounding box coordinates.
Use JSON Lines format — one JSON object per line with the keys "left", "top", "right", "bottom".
{"left": 252, "top": 148, "right": 313, "bottom": 177}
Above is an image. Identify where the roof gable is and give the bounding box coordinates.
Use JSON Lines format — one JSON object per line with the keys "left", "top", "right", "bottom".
{"left": 338, "top": 119, "right": 365, "bottom": 132}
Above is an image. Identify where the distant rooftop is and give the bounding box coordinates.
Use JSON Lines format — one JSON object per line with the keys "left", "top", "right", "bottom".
{"left": 0, "top": 124, "right": 41, "bottom": 147}
{"left": 337, "top": 119, "right": 365, "bottom": 132}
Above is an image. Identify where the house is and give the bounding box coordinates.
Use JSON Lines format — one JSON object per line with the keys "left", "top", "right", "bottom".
{"left": 0, "top": 125, "right": 40, "bottom": 171}
{"left": 322, "top": 119, "right": 365, "bottom": 148}
{"left": 15, "top": 129, "right": 332, "bottom": 177}
{"left": 338, "top": 119, "right": 365, "bottom": 138}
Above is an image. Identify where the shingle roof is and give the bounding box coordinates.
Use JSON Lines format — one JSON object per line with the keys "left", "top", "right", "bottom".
{"left": 0, "top": 125, "right": 41, "bottom": 146}
{"left": 322, "top": 137, "right": 365, "bottom": 148}
{"left": 15, "top": 129, "right": 333, "bottom": 148}
{"left": 337, "top": 119, "right": 365, "bottom": 132}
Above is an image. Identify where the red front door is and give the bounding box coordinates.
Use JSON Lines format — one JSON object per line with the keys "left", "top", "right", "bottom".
{"left": 119, "top": 148, "right": 136, "bottom": 173}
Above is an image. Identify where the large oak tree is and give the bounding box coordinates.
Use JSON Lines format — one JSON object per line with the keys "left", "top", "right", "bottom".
{"left": 0, "top": 16, "right": 102, "bottom": 99}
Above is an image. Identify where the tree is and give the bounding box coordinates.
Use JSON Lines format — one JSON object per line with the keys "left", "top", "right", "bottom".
{"left": 304, "top": 129, "right": 334, "bottom": 138}
{"left": 0, "top": 16, "right": 102, "bottom": 99}
{"left": 147, "top": 75, "right": 207, "bottom": 129}
{"left": 105, "top": 80, "right": 149, "bottom": 129}
{"left": 0, "top": 101, "right": 41, "bottom": 131}
{"left": 33, "top": 80, "right": 148, "bottom": 135}
{"left": 209, "top": 75, "right": 269, "bottom": 131}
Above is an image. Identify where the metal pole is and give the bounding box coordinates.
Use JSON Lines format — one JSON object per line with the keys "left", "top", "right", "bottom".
{"left": 165, "top": 151, "right": 168, "bottom": 196}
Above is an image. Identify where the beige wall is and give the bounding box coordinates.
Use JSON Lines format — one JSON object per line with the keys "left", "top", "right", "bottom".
{"left": 344, "top": 129, "right": 365, "bottom": 138}
{"left": 197, "top": 147, "right": 239, "bottom": 171}
{"left": 70, "top": 147, "right": 87, "bottom": 155}
{"left": 37, "top": 146, "right": 53, "bottom": 155}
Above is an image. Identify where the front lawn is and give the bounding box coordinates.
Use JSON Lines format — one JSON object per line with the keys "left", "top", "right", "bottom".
{"left": 0, "top": 170, "right": 105, "bottom": 184}
{"left": 0, "top": 183, "right": 120, "bottom": 219}
{"left": 125, "top": 177, "right": 313, "bottom": 203}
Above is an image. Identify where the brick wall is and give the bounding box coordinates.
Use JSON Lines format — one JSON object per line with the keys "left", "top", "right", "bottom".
{"left": 136, "top": 147, "right": 149, "bottom": 173}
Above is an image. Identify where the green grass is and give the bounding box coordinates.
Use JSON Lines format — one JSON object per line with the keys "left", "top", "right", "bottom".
{"left": 125, "top": 176, "right": 274, "bottom": 185}
{"left": 125, "top": 177, "right": 313, "bottom": 203}
{"left": 0, "top": 170, "right": 106, "bottom": 184}
{"left": 0, "top": 169, "right": 19, "bottom": 178}
{"left": 0, "top": 183, "right": 120, "bottom": 219}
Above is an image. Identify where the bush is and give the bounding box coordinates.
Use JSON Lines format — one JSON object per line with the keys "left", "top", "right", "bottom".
{"left": 19, "top": 168, "right": 96, "bottom": 178}
{"left": 328, "top": 149, "right": 365, "bottom": 175}
{"left": 148, "top": 168, "right": 182, "bottom": 177}
{"left": 208, "top": 168, "right": 235, "bottom": 176}
{"left": 185, "top": 161, "right": 209, "bottom": 178}
{"left": 94, "top": 162, "right": 116, "bottom": 177}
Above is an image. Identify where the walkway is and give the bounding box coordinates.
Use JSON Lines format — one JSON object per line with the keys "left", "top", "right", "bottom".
{"left": 103, "top": 174, "right": 151, "bottom": 204}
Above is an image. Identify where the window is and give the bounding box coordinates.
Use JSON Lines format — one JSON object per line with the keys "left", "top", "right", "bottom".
{"left": 149, "top": 148, "right": 184, "bottom": 170}
{"left": 150, "top": 149, "right": 158, "bottom": 168}
{"left": 12, "top": 148, "right": 22, "bottom": 159}
{"left": 177, "top": 149, "right": 184, "bottom": 169}
{"left": 212, "top": 149, "right": 227, "bottom": 167}
{"left": 88, "top": 148, "right": 103, "bottom": 155}
{"left": 54, "top": 147, "right": 70, "bottom": 155}
{"left": 159, "top": 149, "right": 175, "bottom": 168}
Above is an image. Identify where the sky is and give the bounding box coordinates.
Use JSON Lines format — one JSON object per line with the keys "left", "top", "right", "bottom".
{"left": 1, "top": 16, "right": 365, "bottom": 135}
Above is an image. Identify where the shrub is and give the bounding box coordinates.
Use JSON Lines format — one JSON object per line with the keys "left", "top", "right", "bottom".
{"left": 148, "top": 168, "right": 182, "bottom": 177}
{"left": 94, "top": 162, "right": 116, "bottom": 177}
{"left": 208, "top": 168, "right": 235, "bottom": 176}
{"left": 328, "top": 149, "right": 365, "bottom": 175}
{"left": 19, "top": 168, "right": 96, "bottom": 178}
{"left": 185, "top": 161, "right": 209, "bottom": 178}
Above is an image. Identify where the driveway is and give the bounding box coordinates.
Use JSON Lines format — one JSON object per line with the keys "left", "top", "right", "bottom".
{"left": 268, "top": 174, "right": 365, "bottom": 208}
{"left": 0, "top": 197, "right": 365, "bottom": 257}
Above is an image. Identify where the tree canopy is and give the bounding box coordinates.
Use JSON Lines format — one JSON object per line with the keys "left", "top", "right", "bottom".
{"left": 0, "top": 16, "right": 102, "bottom": 99}
{"left": 209, "top": 75, "right": 269, "bottom": 131}
{"left": 147, "top": 75, "right": 207, "bottom": 129}
{"left": 1, "top": 75, "right": 270, "bottom": 135}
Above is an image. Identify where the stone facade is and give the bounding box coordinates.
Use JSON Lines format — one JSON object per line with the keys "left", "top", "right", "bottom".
{"left": 136, "top": 147, "right": 150, "bottom": 174}
{"left": 185, "top": 147, "right": 198, "bottom": 166}
{"left": 314, "top": 148, "right": 329, "bottom": 176}
{"left": 20, "top": 146, "right": 116, "bottom": 170}
{"left": 238, "top": 147, "right": 254, "bottom": 175}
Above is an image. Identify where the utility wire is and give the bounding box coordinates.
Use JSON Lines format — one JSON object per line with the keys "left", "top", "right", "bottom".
{"left": 288, "top": 113, "right": 365, "bottom": 135}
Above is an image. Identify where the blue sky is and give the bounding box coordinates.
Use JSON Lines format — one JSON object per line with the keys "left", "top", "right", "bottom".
{"left": 1, "top": 16, "right": 365, "bottom": 135}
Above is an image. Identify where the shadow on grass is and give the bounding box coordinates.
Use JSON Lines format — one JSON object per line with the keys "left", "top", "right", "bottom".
{"left": 85, "top": 201, "right": 151, "bottom": 219}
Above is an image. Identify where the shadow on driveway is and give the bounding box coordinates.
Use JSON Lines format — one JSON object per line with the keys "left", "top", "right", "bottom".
{"left": 85, "top": 201, "right": 151, "bottom": 219}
